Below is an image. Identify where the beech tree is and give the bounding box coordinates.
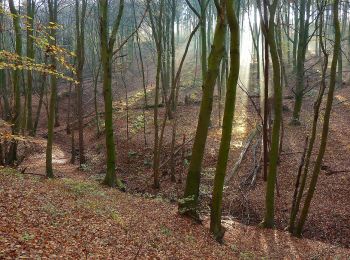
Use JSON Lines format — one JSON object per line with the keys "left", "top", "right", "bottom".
{"left": 210, "top": 0, "right": 240, "bottom": 242}
{"left": 179, "top": 0, "right": 228, "bottom": 220}
{"left": 294, "top": 0, "right": 341, "bottom": 237}
{"left": 257, "top": 0, "right": 283, "bottom": 228}
{"left": 46, "top": 0, "right": 58, "bottom": 178}
{"left": 26, "top": 0, "right": 35, "bottom": 135}
{"left": 7, "top": 0, "right": 22, "bottom": 164}
{"left": 99, "top": 0, "right": 125, "bottom": 188}
{"left": 74, "top": 0, "right": 87, "bottom": 166}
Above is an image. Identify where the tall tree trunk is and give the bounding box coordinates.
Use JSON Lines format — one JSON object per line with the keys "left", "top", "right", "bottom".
{"left": 75, "top": 0, "right": 87, "bottom": 165}
{"left": 99, "top": 0, "right": 125, "bottom": 189}
{"left": 288, "top": 2, "right": 328, "bottom": 232}
{"left": 259, "top": 0, "right": 283, "bottom": 228}
{"left": 46, "top": 0, "right": 58, "bottom": 178}
{"left": 7, "top": 0, "right": 23, "bottom": 164}
{"left": 148, "top": 0, "right": 164, "bottom": 189}
{"left": 295, "top": 0, "right": 340, "bottom": 236}
{"left": 26, "top": 0, "right": 35, "bottom": 135}
{"left": 210, "top": 0, "right": 239, "bottom": 242}
{"left": 0, "top": 0, "right": 10, "bottom": 121}
{"left": 291, "top": 0, "right": 311, "bottom": 124}
{"left": 178, "top": 0, "right": 227, "bottom": 219}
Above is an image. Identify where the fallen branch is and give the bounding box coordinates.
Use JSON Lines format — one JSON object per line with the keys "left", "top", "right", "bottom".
{"left": 325, "top": 169, "right": 350, "bottom": 176}
{"left": 225, "top": 125, "right": 261, "bottom": 184}
{"left": 159, "top": 135, "right": 194, "bottom": 169}
{"left": 241, "top": 133, "right": 262, "bottom": 187}
{"left": 19, "top": 167, "right": 45, "bottom": 177}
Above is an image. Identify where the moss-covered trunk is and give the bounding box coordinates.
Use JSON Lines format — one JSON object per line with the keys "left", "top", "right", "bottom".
{"left": 260, "top": 0, "right": 283, "bottom": 228}
{"left": 295, "top": 0, "right": 340, "bottom": 236}
{"left": 99, "top": 0, "right": 125, "bottom": 189}
{"left": 210, "top": 0, "right": 240, "bottom": 242}
{"left": 7, "top": 0, "right": 23, "bottom": 164}
{"left": 179, "top": 0, "right": 227, "bottom": 219}
{"left": 46, "top": 0, "right": 58, "bottom": 178}
{"left": 291, "top": 0, "right": 311, "bottom": 124}
{"left": 288, "top": 5, "right": 328, "bottom": 232}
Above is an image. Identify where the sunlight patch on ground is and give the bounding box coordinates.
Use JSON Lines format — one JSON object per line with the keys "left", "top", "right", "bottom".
{"left": 230, "top": 140, "right": 243, "bottom": 149}
{"left": 52, "top": 148, "right": 68, "bottom": 165}
{"left": 113, "top": 87, "right": 154, "bottom": 110}
{"left": 335, "top": 95, "right": 350, "bottom": 108}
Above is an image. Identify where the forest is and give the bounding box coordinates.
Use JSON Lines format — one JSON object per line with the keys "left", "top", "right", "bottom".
{"left": 0, "top": 0, "right": 349, "bottom": 258}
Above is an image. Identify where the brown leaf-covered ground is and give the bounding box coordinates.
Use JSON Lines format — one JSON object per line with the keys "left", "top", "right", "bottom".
{"left": 1, "top": 167, "right": 349, "bottom": 259}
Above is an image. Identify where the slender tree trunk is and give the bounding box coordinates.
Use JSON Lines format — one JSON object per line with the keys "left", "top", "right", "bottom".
{"left": 262, "top": 0, "right": 269, "bottom": 182}
{"left": 0, "top": 0, "right": 10, "bottom": 121}
{"left": 289, "top": 6, "right": 328, "bottom": 232}
{"left": 148, "top": 0, "right": 164, "bottom": 189}
{"left": 259, "top": 0, "right": 282, "bottom": 228}
{"left": 7, "top": 0, "right": 23, "bottom": 164}
{"left": 99, "top": 0, "right": 125, "bottom": 189}
{"left": 179, "top": 0, "right": 227, "bottom": 219}
{"left": 291, "top": 0, "right": 311, "bottom": 124}
{"left": 295, "top": 0, "right": 340, "bottom": 236}
{"left": 210, "top": 0, "right": 239, "bottom": 242}
{"left": 26, "top": 0, "right": 35, "bottom": 135}
{"left": 75, "top": 0, "right": 87, "bottom": 165}
{"left": 33, "top": 56, "right": 48, "bottom": 136}
{"left": 46, "top": 0, "right": 58, "bottom": 178}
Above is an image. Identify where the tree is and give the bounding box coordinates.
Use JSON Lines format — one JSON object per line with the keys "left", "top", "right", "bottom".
{"left": 26, "top": 0, "right": 35, "bottom": 135}
{"left": 7, "top": 0, "right": 23, "bottom": 164}
{"left": 147, "top": 0, "right": 164, "bottom": 189}
{"left": 179, "top": 0, "right": 227, "bottom": 220}
{"left": 46, "top": 0, "right": 58, "bottom": 178}
{"left": 258, "top": 0, "right": 282, "bottom": 228}
{"left": 291, "top": 0, "right": 312, "bottom": 124}
{"left": 75, "top": 0, "right": 87, "bottom": 165}
{"left": 0, "top": 0, "right": 10, "bottom": 121}
{"left": 288, "top": 0, "right": 328, "bottom": 232}
{"left": 99, "top": 0, "right": 125, "bottom": 188}
{"left": 294, "top": 0, "right": 341, "bottom": 236}
{"left": 210, "top": 0, "right": 240, "bottom": 242}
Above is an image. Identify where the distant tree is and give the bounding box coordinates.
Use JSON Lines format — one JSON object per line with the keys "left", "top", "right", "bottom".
{"left": 291, "top": 0, "right": 312, "bottom": 124}
{"left": 147, "top": 0, "right": 164, "bottom": 189}
{"left": 26, "top": 0, "right": 35, "bottom": 135}
{"left": 0, "top": 0, "right": 10, "bottom": 121}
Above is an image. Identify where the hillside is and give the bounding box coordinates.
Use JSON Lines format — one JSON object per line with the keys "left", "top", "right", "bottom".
{"left": 1, "top": 166, "right": 349, "bottom": 259}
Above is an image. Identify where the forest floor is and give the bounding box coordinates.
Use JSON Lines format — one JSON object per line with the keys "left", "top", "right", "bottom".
{"left": 1, "top": 167, "right": 350, "bottom": 259}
